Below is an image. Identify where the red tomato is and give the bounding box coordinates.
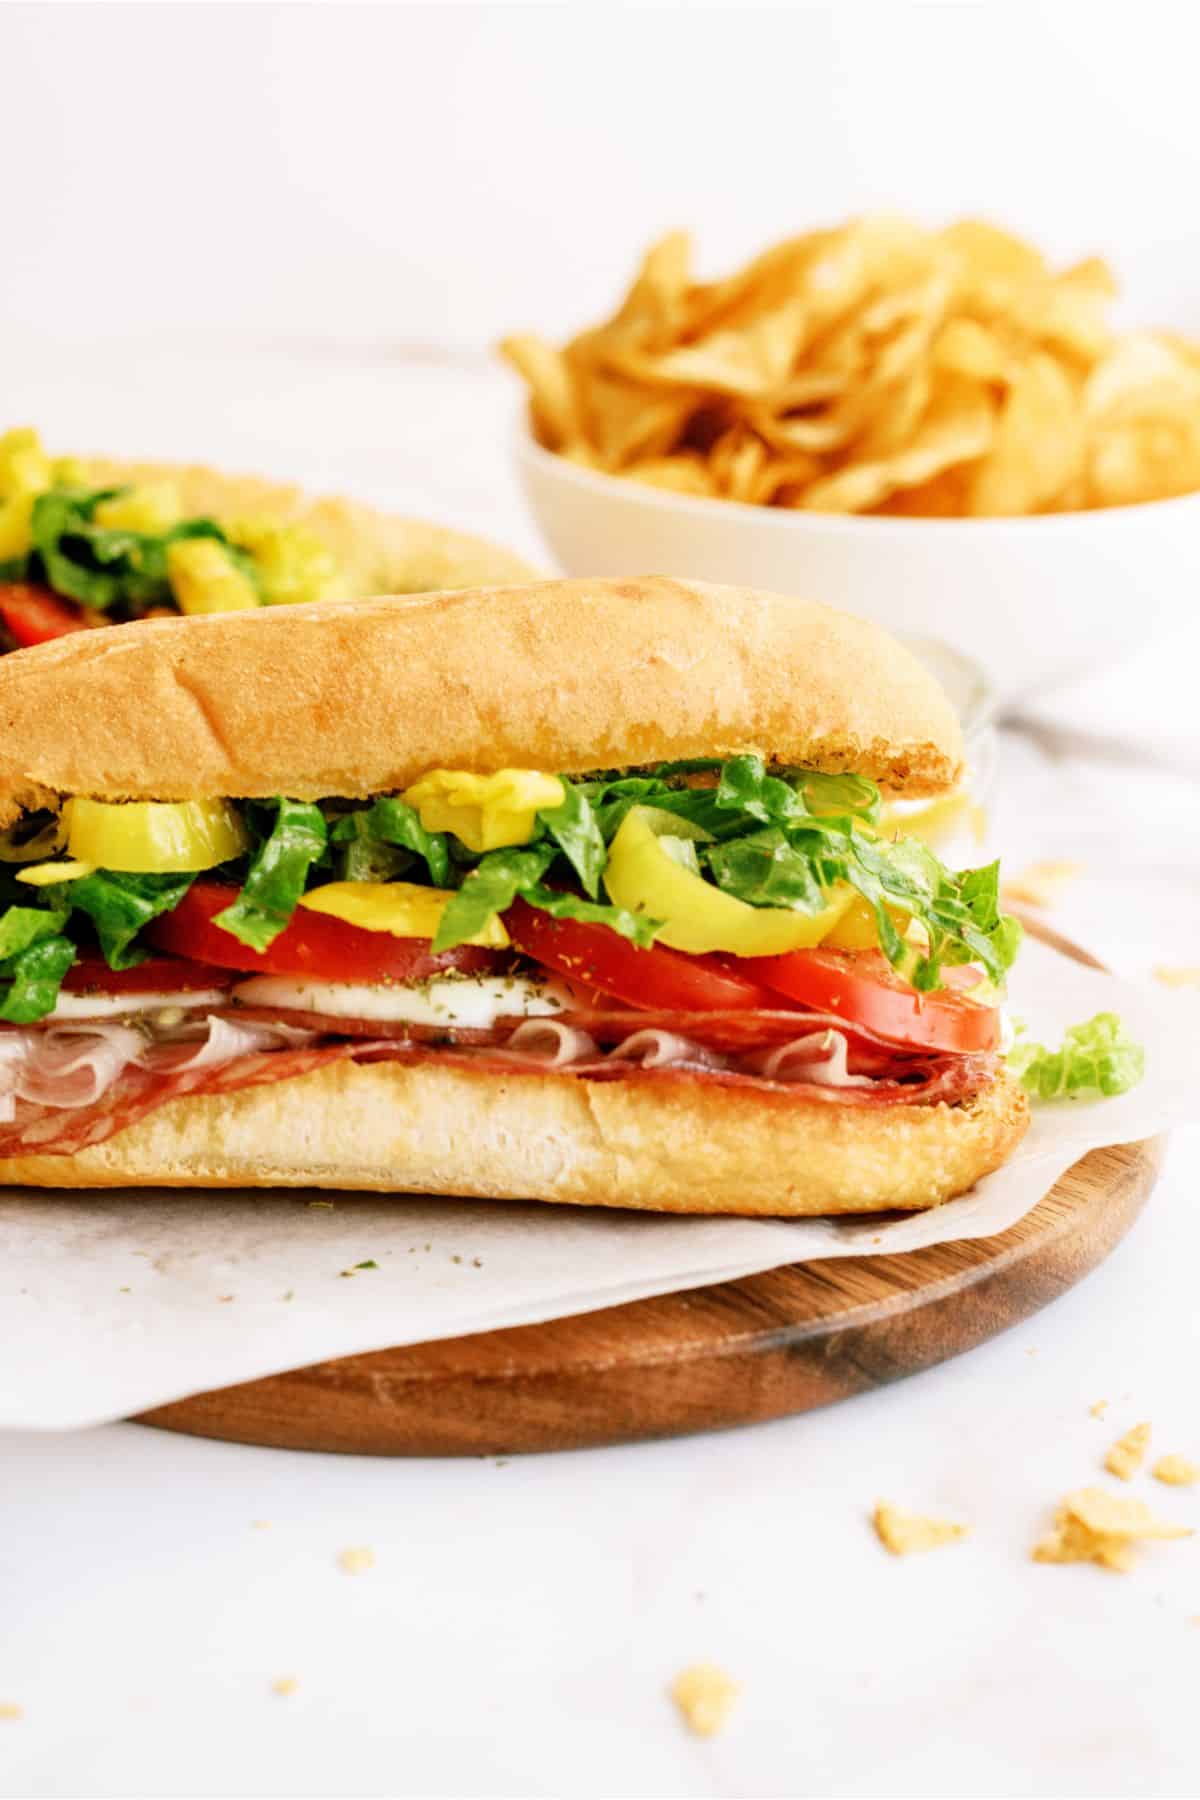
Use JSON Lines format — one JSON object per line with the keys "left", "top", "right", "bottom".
{"left": 742, "top": 947, "right": 1000, "bottom": 1052}
{"left": 144, "top": 880, "right": 507, "bottom": 982}
{"left": 62, "top": 951, "right": 237, "bottom": 994}
{"left": 503, "top": 899, "right": 778, "bottom": 1012}
{"left": 0, "top": 584, "right": 95, "bottom": 648}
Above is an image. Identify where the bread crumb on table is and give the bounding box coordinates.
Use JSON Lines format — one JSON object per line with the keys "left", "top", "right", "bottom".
{"left": 1033, "top": 1486, "right": 1192, "bottom": 1573}
{"left": 1105, "top": 1422, "right": 1151, "bottom": 1481}
{"left": 1152, "top": 1454, "right": 1199, "bottom": 1487}
{"left": 338, "top": 1546, "right": 375, "bottom": 1575}
{"left": 670, "top": 1663, "right": 740, "bottom": 1737}
{"left": 0, "top": 1704, "right": 22, "bottom": 1721}
{"left": 1089, "top": 1399, "right": 1109, "bottom": 1419}
{"left": 271, "top": 1676, "right": 299, "bottom": 1697}
{"left": 872, "top": 1500, "right": 969, "bottom": 1556}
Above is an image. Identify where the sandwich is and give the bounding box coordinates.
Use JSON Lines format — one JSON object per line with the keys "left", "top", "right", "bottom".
{"left": 0, "top": 577, "right": 1029, "bottom": 1213}
{"left": 0, "top": 427, "right": 536, "bottom": 650}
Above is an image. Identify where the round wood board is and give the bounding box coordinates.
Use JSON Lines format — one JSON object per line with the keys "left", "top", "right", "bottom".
{"left": 136, "top": 923, "right": 1166, "bottom": 1457}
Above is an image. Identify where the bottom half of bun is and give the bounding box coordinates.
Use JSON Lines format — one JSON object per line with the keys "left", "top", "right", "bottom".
{"left": 0, "top": 1058, "right": 1030, "bottom": 1215}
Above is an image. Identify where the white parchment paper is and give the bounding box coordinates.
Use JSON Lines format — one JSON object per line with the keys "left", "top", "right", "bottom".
{"left": 1, "top": 937, "right": 1196, "bottom": 1430}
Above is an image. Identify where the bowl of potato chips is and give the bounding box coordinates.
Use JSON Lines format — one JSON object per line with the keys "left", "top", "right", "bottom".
{"left": 504, "top": 217, "right": 1200, "bottom": 702}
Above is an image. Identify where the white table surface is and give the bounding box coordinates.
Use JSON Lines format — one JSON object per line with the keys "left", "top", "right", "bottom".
{"left": 2, "top": 347, "right": 1199, "bottom": 1800}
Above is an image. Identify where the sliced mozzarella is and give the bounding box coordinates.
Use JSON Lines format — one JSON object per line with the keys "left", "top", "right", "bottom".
{"left": 46, "top": 987, "right": 231, "bottom": 1022}
{"left": 230, "top": 972, "right": 571, "bottom": 1031}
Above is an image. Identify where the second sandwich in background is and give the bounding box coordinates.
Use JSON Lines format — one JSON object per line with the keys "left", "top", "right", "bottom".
{"left": 0, "top": 427, "right": 536, "bottom": 650}
{"left": 0, "top": 576, "right": 1030, "bottom": 1212}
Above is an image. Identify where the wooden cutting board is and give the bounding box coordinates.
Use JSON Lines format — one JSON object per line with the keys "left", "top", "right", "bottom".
{"left": 136, "top": 923, "right": 1165, "bottom": 1456}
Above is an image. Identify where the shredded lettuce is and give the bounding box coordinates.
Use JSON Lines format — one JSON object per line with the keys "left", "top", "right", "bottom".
{"left": 537, "top": 781, "right": 606, "bottom": 899}
{"left": 30, "top": 488, "right": 247, "bottom": 613}
{"left": 66, "top": 871, "right": 195, "bottom": 969}
{"left": 0, "top": 901, "right": 75, "bottom": 1021}
{"left": 433, "top": 846, "right": 556, "bottom": 951}
{"left": 0, "top": 934, "right": 76, "bottom": 1023}
{"left": 330, "top": 797, "right": 449, "bottom": 886}
{"left": 214, "top": 799, "right": 327, "bottom": 951}
{"left": 432, "top": 843, "right": 655, "bottom": 953}
{"left": 578, "top": 755, "right": 1021, "bottom": 991}
{"left": 1008, "top": 1012, "right": 1145, "bottom": 1099}
{"left": 0, "top": 755, "right": 1024, "bottom": 1019}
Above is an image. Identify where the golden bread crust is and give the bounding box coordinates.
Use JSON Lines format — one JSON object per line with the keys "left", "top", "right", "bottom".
{"left": 0, "top": 577, "right": 963, "bottom": 821}
{"left": 0, "top": 1060, "right": 1028, "bottom": 1215}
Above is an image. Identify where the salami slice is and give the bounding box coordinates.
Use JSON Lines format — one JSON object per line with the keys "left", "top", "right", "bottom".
{"left": 0, "top": 1044, "right": 354, "bottom": 1158}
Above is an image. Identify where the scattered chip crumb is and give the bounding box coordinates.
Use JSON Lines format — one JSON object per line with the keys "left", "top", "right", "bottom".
{"left": 338, "top": 1546, "right": 375, "bottom": 1575}
{"left": 1105, "top": 1421, "right": 1151, "bottom": 1480}
{"left": 872, "top": 1500, "right": 969, "bottom": 1556}
{"left": 251, "top": 1519, "right": 271, "bottom": 1530}
{"left": 1089, "top": 1399, "right": 1109, "bottom": 1419}
{"left": 1153, "top": 1454, "right": 1199, "bottom": 1487}
{"left": 1153, "top": 965, "right": 1200, "bottom": 990}
{"left": 0, "top": 1704, "right": 23, "bottom": 1721}
{"left": 1001, "top": 860, "right": 1085, "bottom": 910}
{"left": 1033, "top": 1485, "right": 1192, "bottom": 1573}
{"left": 271, "top": 1676, "right": 298, "bottom": 1697}
{"left": 670, "top": 1663, "right": 740, "bottom": 1737}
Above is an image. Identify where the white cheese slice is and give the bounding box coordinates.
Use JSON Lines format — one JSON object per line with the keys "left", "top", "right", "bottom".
{"left": 46, "top": 988, "right": 231, "bottom": 1021}
{"left": 230, "top": 972, "right": 571, "bottom": 1031}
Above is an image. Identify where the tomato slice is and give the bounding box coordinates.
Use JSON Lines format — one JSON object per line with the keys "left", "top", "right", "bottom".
{"left": 742, "top": 947, "right": 1000, "bottom": 1052}
{"left": 62, "top": 951, "right": 237, "bottom": 995}
{"left": 0, "top": 584, "right": 94, "bottom": 648}
{"left": 144, "top": 880, "right": 508, "bottom": 982}
{"left": 503, "top": 899, "right": 779, "bottom": 1012}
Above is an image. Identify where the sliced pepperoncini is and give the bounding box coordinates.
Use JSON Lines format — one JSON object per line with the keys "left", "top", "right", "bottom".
{"left": 603, "top": 805, "right": 857, "bottom": 957}
{"left": 299, "top": 880, "right": 510, "bottom": 948}
{"left": 402, "top": 769, "right": 565, "bottom": 854}
{"left": 65, "top": 798, "right": 249, "bottom": 872}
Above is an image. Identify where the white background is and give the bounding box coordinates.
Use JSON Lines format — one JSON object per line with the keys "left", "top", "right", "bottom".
{"left": 6, "top": 1, "right": 1200, "bottom": 353}
{"left": 3, "top": 6, "right": 1200, "bottom": 1798}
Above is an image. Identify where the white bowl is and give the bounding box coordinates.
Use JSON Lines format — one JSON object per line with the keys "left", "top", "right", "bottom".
{"left": 516, "top": 433, "right": 1200, "bottom": 705}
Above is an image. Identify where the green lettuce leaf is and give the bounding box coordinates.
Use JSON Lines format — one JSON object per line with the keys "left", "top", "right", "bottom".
{"left": 0, "top": 933, "right": 76, "bottom": 1023}
{"left": 29, "top": 487, "right": 249, "bottom": 613}
{"left": 215, "top": 799, "right": 327, "bottom": 951}
{"left": 538, "top": 781, "right": 606, "bottom": 899}
{"left": 330, "top": 798, "right": 449, "bottom": 886}
{"left": 432, "top": 846, "right": 556, "bottom": 952}
{"left": 705, "top": 826, "right": 829, "bottom": 914}
{"left": 66, "top": 871, "right": 195, "bottom": 969}
{"left": 520, "top": 884, "right": 658, "bottom": 947}
{"left": 0, "top": 902, "right": 70, "bottom": 960}
{"left": 1008, "top": 1012, "right": 1145, "bottom": 1100}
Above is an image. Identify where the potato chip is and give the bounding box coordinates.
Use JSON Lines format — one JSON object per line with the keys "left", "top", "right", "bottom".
{"left": 1154, "top": 965, "right": 1200, "bottom": 990}
{"left": 966, "top": 352, "right": 1083, "bottom": 515}
{"left": 1105, "top": 1420, "right": 1151, "bottom": 1481}
{"left": 872, "top": 1500, "right": 969, "bottom": 1555}
{"left": 499, "top": 335, "right": 582, "bottom": 451}
{"left": 670, "top": 1663, "right": 740, "bottom": 1737}
{"left": 503, "top": 218, "right": 1200, "bottom": 515}
{"left": 1153, "top": 1454, "right": 1199, "bottom": 1487}
{"left": 1033, "top": 1485, "right": 1192, "bottom": 1573}
{"left": 1001, "top": 859, "right": 1085, "bottom": 909}
{"left": 801, "top": 376, "right": 993, "bottom": 513}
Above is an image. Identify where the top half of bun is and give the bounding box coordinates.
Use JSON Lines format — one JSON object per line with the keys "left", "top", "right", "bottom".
{"left": 0, "top": 577, "right": 963, "bottom": 823}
